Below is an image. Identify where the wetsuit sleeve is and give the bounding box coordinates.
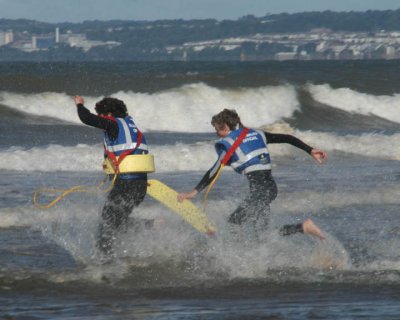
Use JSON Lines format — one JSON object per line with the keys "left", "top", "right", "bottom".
{"left": 77, "top": 104, "right": 118, "bottom": 139}
{"left": 264, "top": 132, "right": 313, "bottom": 154}
{"left": 194, "top": 148, "right": 226, "bottom": 193}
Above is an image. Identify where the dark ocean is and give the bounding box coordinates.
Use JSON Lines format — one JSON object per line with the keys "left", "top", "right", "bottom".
{"left": 0, "top": 60, "right": 399, "bottom": 319}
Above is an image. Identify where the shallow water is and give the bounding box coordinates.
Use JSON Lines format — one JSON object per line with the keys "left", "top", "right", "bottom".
{"left": 0, "top": 60, "right": 399, "bottom": 318}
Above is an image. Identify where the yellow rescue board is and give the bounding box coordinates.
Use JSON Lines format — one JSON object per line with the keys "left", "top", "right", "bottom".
{"left": 147, "top": 179, "right": 216, "bottom": 235}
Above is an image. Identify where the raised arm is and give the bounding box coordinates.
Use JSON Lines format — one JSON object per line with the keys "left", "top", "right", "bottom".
{"left": 73, "top": 95, "right": 118, "bottom": 138}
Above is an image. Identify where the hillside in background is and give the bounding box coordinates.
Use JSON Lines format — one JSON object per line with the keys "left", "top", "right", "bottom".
{"left": 1, "top": 9, "right": 400, "bottom": 61}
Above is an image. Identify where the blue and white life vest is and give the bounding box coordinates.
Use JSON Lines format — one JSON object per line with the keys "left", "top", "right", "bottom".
{"left": 104, "top": 116, "right": 149, "bottom": 156}
{"left": 215, "top": 128, "right": 271, "bottom": 174}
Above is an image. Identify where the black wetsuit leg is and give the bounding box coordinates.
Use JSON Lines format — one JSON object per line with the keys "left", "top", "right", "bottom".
{"left": 279, "top": 223, "right": 304, "bottom": 236}
{"left": 98, "top": 178, "right": 147, "bottom": 255}
{"left": 228, "top": 170, "right": 305, "bottom": 238}
{"left": 228, "top": 170, "right": 277, "bottom": 236}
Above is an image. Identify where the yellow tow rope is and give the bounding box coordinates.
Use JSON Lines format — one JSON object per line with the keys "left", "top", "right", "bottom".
{"left": 33, "top": 174, "right": 117, "bottom": 210}
{"left": 202, "top": 164, "right": 224, "bottom": 211}
{"left": 202, "top": 127, "right": 249, "bottom": 211}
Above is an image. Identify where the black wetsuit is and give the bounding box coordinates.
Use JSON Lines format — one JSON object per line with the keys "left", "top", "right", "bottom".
{"left": 77, "top": 104, "right": 147, "bottom": 255}
{"left": 195, "top": 132, "right": 312, "bottom": 238}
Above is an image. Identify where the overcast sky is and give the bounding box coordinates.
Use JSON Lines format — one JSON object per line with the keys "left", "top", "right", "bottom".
{"left": 1, "top": 0, "right": 399, "bottom": 23}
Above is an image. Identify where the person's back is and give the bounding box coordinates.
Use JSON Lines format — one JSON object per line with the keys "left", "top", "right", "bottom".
{"left": 74, "top": 95, "right": 150, "bottom": 256}
{"left": 178, "top": 108, "right": 326, "bottom": 241}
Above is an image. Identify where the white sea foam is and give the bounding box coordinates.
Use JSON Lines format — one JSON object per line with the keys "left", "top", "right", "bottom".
{"left": 294, "top": 130, "right": 400, "bottom": 160}
{"left": 0, "top": 91, "right": 78, "bottom": 123}
{"left": 273, "top": 186, "right": 400, "bottom": 214}
{"left": 3, "top": 83, "right": 399, "bottom": 133}
{"left": 308, "top": 83, "right": 400, "bottom": 123}
{"left": 0, "top": 83, "right": 299, "bottom": 132}
{"left": 1, "top": 200, "right": 352, "bottom": 274}
{"left": 1, "top": 130, "right": 399, "bottom": 172}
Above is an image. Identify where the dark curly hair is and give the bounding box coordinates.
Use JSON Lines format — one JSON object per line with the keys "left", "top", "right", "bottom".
{"left": 95, "top": 97, "right": 128, "bottom": 118}
{"left": 211, "top": 109, "right": 244, "bottom": 130}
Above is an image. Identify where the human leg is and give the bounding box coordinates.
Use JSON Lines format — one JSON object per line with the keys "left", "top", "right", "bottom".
{"left": 279, "top": 223, "right": 303, "bottom": 236}
{"left": 97, "top": 179, "right": 147, "bottom": 255}
{"left": 279, "top": 219, "right": 325, "bottom": 240}
{"left": 228, "top": 170, "right": 277, "bottom": 239}
{"left": 302, "top": 219, "right": 325, "bottom": 240}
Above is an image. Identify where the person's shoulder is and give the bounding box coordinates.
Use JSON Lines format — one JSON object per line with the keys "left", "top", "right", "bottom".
{"left": 102, "top": 115, "right": 118, "bottom": 123}
{"left": 248, "top": 127, "right": 265, "bottom": 133}
{"left": 227, "top": 129, "right": 241, "bottom": 138}
{"left": 214, "top": 137, "right": 226, "bottom": 147}
{"left": 124, "top": 115, "right": 136, "bottom": 123}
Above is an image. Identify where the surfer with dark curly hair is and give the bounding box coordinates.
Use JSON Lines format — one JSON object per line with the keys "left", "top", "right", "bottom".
{"left": 178, "top": 108, "right": 327, "bottom": 241}
{"left": 74, "top": 95, "right": 151, "bottom": 256}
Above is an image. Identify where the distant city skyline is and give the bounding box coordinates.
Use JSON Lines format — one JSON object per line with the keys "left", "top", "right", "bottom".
{"left": 0, "top": 0, "right": 399, "bottom": 23}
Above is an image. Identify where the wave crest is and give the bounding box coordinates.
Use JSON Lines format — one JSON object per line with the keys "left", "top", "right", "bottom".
{"left": 0, "top": 83, "right": 299, "bottom": 132}
{"left": 308, "top": 83, "right": 400, "bottom": 124}
{"left": 1, "top": 130, "right": 399, "bottom": 172}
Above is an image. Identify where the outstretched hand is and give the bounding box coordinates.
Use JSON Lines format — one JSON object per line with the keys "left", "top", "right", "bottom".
{"left": 177, "top": 189, "right": 198, "bottom": 202}
{"left": 73, "top": 95, "right": 84, "bottom": 106}
{"left": 311, "top": 148, "right": 328, "bottom": 164}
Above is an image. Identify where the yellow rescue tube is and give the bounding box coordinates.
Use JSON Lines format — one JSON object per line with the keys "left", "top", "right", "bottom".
{"left": 103, "top": 154, "right": 155, "bottom": 174}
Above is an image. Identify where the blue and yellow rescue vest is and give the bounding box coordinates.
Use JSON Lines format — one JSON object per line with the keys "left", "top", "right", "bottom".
{"left": 103, "top": 116, "right": 154, "bottom": 179}
{"left": 104, "top": 116, "right": 149, "bottom": 155}
{"left": 215, "top": 128, "right": 271, "bottom": 174}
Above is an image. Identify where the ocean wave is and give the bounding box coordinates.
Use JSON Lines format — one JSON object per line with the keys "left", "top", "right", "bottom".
{"left": 0, "top": 130, "right": 399, "bottom": 172}
{"left": 2, "top": 83, "right": 399, "bottom": 134}
{"left": 273, "top": 186, "right": 400, "bottom": 214}
{"left": 308, "top": 83, "right": 400, "bottom": 124}
{"left": 0, "top": 83, "right": 299, "bottom": 132}
{"left": 296, "top": 130, "right": 400, "bottom": 160}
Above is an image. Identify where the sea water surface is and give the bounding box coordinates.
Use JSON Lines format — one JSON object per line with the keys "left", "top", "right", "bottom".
{"left": 0, "top": 60, "right": 399, "bottom": 319}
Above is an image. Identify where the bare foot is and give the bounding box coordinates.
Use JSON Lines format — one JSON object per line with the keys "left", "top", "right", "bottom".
{"left": 302, "top": 218, "right": 325, "bottom": 240}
